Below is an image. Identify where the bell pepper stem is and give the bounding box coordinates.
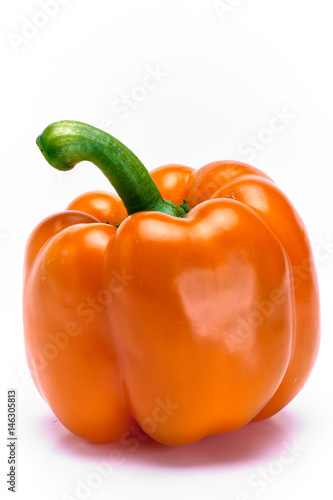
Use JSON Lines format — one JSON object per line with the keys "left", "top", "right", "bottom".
{"left": 36, "top": 120, "right": 187, "bottom": 218}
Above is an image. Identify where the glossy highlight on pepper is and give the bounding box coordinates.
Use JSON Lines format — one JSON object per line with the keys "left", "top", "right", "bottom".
{"left": 23, "top": 120, "right": 320, "bottom": 446}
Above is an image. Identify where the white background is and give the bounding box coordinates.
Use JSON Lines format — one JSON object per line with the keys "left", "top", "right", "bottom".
{"left": 1, "top": 1, "right": 333, "bottom": 499}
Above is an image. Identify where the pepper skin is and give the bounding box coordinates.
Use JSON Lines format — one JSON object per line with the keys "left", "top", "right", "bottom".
{"left": 23, "top": 121, "right": 320, "bottom": 446}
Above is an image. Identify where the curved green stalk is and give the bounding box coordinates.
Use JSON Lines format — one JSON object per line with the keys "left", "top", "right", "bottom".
{"left": 36, "top": 120, "right": 187, "bottom": 218}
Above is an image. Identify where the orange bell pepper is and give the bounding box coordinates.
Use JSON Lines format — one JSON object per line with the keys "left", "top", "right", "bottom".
{"left": 23, "top": 121, "right": 320, "bottom": 446}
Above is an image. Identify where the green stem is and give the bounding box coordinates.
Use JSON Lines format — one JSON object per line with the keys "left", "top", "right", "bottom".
{"left": 36, "top": 120, "right": 187, "bottom": 218}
